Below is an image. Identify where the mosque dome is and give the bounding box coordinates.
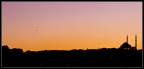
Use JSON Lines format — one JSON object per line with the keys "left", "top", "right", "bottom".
{"left": 120, "top": 42, "right": 132, "bottom": 49}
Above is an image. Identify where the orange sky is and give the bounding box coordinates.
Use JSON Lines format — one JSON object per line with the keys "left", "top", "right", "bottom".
{"left": 2, "top": 2, "right": 142, "bottom": 51}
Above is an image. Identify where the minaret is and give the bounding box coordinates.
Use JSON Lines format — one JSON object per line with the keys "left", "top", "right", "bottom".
{"left": 135, "top": 35, "right": 137, "bottom": 50}
{"left": 127, "top": 35, "right": 128, "bottom": 43}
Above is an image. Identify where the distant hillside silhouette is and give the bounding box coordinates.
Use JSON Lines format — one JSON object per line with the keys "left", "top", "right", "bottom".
{"left": 2, "top": 45, "right": 142, "bottom": 67}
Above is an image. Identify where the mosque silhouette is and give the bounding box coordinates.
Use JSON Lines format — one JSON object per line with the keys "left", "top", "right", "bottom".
{"left": 119, "top": 35, "right": 137, "bottom": 50}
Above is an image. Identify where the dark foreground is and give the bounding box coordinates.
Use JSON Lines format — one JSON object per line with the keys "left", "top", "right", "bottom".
{"left": 2, "top": 46, "right": 142, "bottom": 67}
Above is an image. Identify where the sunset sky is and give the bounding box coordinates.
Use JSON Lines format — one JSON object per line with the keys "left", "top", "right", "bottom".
{"left": 2, "top": 2, "right": 142, "bottom": 51}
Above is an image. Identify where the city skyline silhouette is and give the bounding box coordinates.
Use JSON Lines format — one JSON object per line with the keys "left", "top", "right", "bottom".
{"left": 2, "top": 35, "right": 142, "bottom": 67}
{"left": 2, "top": 40, "right": 142, "bottom": 67}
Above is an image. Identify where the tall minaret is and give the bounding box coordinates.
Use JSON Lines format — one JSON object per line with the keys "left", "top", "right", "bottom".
{"left": 135, "top": 35, "right": 137, "bottom": 50}
{"left": 127, "top": 35, "right": 128, "bottom": 43}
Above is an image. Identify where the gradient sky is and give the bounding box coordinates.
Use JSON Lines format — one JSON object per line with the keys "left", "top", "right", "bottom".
{"left": 2, "top": 2, "right": 142, "bottom": 51}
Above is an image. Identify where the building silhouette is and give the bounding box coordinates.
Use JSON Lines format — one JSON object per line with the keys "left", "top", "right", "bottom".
{"left": 119, "top": 35, "right": 137, "bottom": 50}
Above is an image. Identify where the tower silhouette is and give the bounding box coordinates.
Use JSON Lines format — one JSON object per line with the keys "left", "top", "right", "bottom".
{"left": 127, "top": 35, "right": 128, "bottom": 43}
{"left": 135, "top": 35, "right": 137, "bottom": 50}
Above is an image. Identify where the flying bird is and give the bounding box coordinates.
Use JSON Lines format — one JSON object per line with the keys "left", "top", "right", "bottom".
{"left": 34, "top": 26, "right": 38, "bottom": 32}
{"left": 34, "top": 29, "right": 37, "bottom": 32}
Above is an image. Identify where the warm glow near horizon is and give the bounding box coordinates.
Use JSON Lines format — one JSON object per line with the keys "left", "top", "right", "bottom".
{"left": 2, "top": 2, "right": 142, "bottom": 51}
